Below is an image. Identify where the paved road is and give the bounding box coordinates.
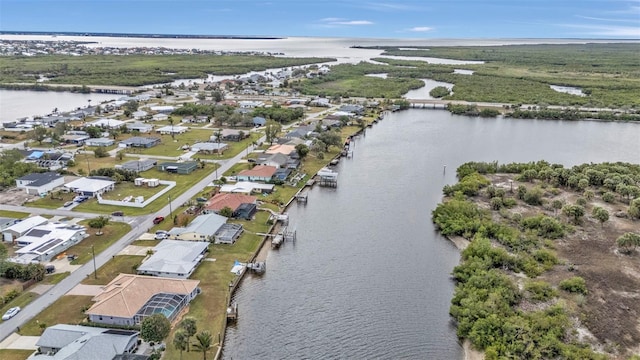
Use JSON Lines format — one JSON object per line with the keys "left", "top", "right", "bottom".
{"left": 0, "top": 135, "right": 265, "bottom": 342}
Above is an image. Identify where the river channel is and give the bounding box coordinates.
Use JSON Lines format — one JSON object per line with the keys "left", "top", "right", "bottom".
{"left": 222, "top": 110, "right": 640, "bottom": 359}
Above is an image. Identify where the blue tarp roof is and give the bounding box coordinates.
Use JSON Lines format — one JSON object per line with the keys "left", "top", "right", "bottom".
{"left": 27, "top": 151, "right": 44, "bottom": 159}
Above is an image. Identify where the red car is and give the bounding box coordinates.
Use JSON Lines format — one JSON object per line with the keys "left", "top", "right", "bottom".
{"left": 153, "top": 216, "right": 165, "bottom": 224}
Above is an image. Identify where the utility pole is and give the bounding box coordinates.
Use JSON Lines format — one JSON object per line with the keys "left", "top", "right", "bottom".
{"left": 92, "top": 245, "right": 97, "bottom": 279}
{"left": 168, "top": 195, "right": 173, "bottom": 216}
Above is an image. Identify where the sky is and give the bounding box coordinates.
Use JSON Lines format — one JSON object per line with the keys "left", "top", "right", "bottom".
{"left": 1, "top": 0, "right": 639, "bottom": 39}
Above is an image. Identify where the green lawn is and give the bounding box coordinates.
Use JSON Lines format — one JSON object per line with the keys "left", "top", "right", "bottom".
{"left": 23, "top": 192, "right": 76, "bottom": 209}
{"left": 42, "top": 272, "right": 71, "bottom": 285}
{"left": 0, "top": 350, "right": 34, "bottom": 360}
{"left": 100, "top": 182, "right": 168, "bottom": 201}
{"left": 66, "top": 221, "right": 131, "bottom": 265}
{"left": 0, "top": 210, "right": 29, "bottom": 219}
{"left": 20, "top": 295, "right": 93, "bottom": 336}
{"left": 196, "top": 132, "right": 263, "bottom": 160}
{"left": 0, "top": 292, "right": 38, "bottom": 317}
{"left": 134, "top": 130, "right": 212, "bottom": 157}
{"left": 73, "top": 164, "right": 216, "bottom": 216}
{"left": 131, "top": 240, "right": 161, "bottom": 247}
{"left": 222, "top": 162, "right": 252, "bottom": 177}
{"left": 81, "top": 255, "right": 144, "bottom": 285}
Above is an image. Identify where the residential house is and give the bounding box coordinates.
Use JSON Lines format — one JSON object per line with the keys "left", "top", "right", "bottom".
{"left": 219, "top": 181, "right": 274, "bottom": 194}
{"left": 11, "top": 222, "right": 88, "bottom": 263}
{"left": 125, "top": 121, "right": 153, "bottom": 133}
{"left": 234, "top": 203, "right": 257, "bottom": 220}
{"left": 136, "top": 240, "right": 208, "bottom": 279}
{"left": 64, "top": 177, "right": 116, "bottom": 197}
{"left": 265, "top": 144, "right": 296, "bottom": 156}
{"left": 252, "top": 116, "right": 266, "bottom": 126}
{"left": 86, "top": 274, "right": 200, "bottom": 326}
{"left": 61, "top": 133, "right": 90, "bottom": 145}
{"left": 191, "top": 142, "right": 228, "bottom": 154}
{"left": 156, "top": 125, "right": 188, "bottom": 135}
{"left": 168, "top": 213, "right": 227, "bottom": 242}
{"left": 256, "top": 153, "right": 288, "bottom": 168}
{"left": 89, "top": 119, "right": 125, "bottom": 129}
{"left": 202, "top": 193, "right": 257, "bottom": 216}
{"left": 213, "top": 223, "right": 244, "bottom": 244}
{"left": 284, "top": 125, "right": 314, "bottom": 139}
{"left": 152, "top": 113, "right": 169, "bottom": 121}
{"left": 16, "top": 172, "right": 65, "bottom": 195}
{"left": 131, "top": 110, "right": 148, "bottom": 120}
{"left": 32, "top": 324, "right": 140, "bottom": 360}
{"left": 338, "top": 104, "right": 365, "bottom": 115}
{"left": 115, "top": 159, "right": 157, "bottom": 173}
{"left": 2, "top": 216, "right": 48, "bottom": 243}
{"left": 156, "top": 162, "right": 197, "bottom": 174}
{"left": 219, "top": 129, "right": 248, "bottom": 142}
{"left": 84, "top": 138, "right": 115, "bottom": 147}
{"left": 237, "top": 165, "right": 277, "bottom": 182}
{"left": 118, "top": 137, "right": 161, "bottom": 148}
{"left": 309, "top": 98, "right": 331, "bottom": 107}
{"left": 149, "top": 105, "right": 175, "bottom": 114}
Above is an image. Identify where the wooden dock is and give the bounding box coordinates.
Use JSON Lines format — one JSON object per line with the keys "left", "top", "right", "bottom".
{"left": 295, "top": 192, "right": 308, "bottom": 203}
{"left": 226, "top": 302, "right": 238, "bottom": 322}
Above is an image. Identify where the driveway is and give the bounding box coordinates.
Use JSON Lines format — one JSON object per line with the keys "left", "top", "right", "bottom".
{"left": 67, "top": 284, "right": 103, "bottom": 296}
{"left": 0, "top": 333, "right": 39, "bottom": 350}
{"left": 118, "top": 245, "right": 153, "bottom": 256}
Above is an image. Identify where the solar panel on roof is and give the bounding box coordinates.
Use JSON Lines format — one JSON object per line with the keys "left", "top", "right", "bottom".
{"left": 25, "top": 229, "right": 51, "bottom": 237}
{"left": 32, "top": 238, "right": 64, "bottom": 253}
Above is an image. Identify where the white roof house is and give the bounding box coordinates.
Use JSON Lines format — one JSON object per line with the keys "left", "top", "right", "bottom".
{"left": 152, "top": 113, "right": 169, "bottom": 121}
{"left": 12, "top": 222, "right": 88, "bottom": 263}
{"left": 2, "top": 215, "right": 48, "bottom": 243}
{"left": 84, "top": 137, "right": 115, "bottom": 147}
{"left": 168, "top": 213, "right": 227, "bottom": 241}
{"left": 89, "top": 118, "right": 125, "bottom": 129}
{"left": 125, "top": 121, "right": 153, "bottom": 133}
{"left": 137, "top": 240, "right": 209, "bottom": 279}
{"left": 64, "top": 177, "right": 115, "bottom": 197}
{"left": 150, "top": 105, "right": 175, "bottom": 113}
{"left": 219, "top": 181, "right": 275, "bottom": 194}
{"left": 156, "top": 125, "right": 188, "bottom": 135}
{"left": 191, "top": 142, "right": 228, "bottom": 153}
{"left": 32, "top": 324, "right": 139, "bottom": 360}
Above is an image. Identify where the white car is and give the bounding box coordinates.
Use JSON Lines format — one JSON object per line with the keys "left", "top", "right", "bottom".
{"left": 2, "top": 307, "right": 20, "bottom": 321}
{"left": 154, "top": 231, "right": 169, "bottom": 240}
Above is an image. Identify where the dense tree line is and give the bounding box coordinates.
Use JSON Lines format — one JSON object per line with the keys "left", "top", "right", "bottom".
{"left": 508, "top": 109, "right": 640, "bottom": 122}
{"left": 252, "top": 105, "right": 304, "bottom": 124}
{"left": 0, "top": 149, "right": 40, "bottom": 189}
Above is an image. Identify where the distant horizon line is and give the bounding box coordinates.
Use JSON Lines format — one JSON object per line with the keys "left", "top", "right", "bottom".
{"left": 1, "top": 30, "right": 639, "bottom": 42}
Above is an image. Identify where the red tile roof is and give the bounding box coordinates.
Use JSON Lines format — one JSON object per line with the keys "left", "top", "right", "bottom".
{"left": 238, "top": 165, "right": 278, "bottom": 178}
{"left": 204, "top": 193, "right": 257, "bottom": 212}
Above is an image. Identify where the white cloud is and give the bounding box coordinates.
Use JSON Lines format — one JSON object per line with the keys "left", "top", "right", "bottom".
{"left": 408, "top": 26, "right": 433, "bottom": 32}
{"left": 561, "top": 24, "right": 640, "bottom": 37}
{"left": 362, "top": 2, "right": 427, "bottom": 12}
{"left": 318, "top": 18, "right": 374, "bottom": 27}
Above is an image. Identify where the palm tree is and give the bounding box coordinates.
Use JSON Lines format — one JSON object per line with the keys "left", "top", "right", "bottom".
{"left": 173, "top": 329, "right": 189, "bottom": 360}
{"left": 192, "top": 331, "right": 214, "bottom": 360}
{"left": 179, "top": 317, "right": 197, "bottom": 351}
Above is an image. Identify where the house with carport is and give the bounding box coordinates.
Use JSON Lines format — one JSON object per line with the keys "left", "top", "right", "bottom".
{"left": 84, "top": 138, "right": 115, "bottom": 147}
{"left": 118, "top": 136, "right": 161, "bottom": 149}
{"left": 168, "top": 213, "right": 227, "bottom": 242}
{"left": 137, "top": 240, "right": 208, "bottom": 279}
{"left": 2, "top": 215, "right": 48, "bottom": 243}
{"left": 64, "top": 177, "right": 116, "bottom": 197}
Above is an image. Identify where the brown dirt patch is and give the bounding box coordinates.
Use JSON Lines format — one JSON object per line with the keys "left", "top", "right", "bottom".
{"left": 483, "top": 174, "right": 640, "bottom": 358}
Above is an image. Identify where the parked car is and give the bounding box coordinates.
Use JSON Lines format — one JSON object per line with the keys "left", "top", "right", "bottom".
{"left": 111, "top": 211, "right": 124, "bottom": 217}
{"left": 63, "top": 201, "right": 74, "bottom": 207}
{"left": 67, "top": 254, "right": 78, "bottom": 261}
{"left": 45, "top": 264, "right": 56, "bottom": 274}
{"left": 153, "top": 216, "right": 165, "bottom": 225}
{"left": 2, "top": 307, "right": 20, "bottom": 321}
{"left": 155, "top": 230, "right": 169, "bottom": 240}
{"left": 73, "top": 196, "right": 88, "bottom": 203}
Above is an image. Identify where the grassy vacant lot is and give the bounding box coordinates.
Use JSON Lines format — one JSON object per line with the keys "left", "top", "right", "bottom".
{"left": 73, "top": 163, "right": 216, "bottom": 216}
{"left": 0, "top": 350, "right": 34, "bottom": 360}
{"left": 0, "top": 291, "right": 38, "bottom": 317}
{"left": 66, "top": 221, "right": 131, "bottom": 265}
{"left": 0, "top": 54, "right": 335, "bottom": 86}
{"left": 20, "top": 295, "right": 93, "bottom": 336}
{"left": 100, "top": 182, "right": 168, "bottom": 201}
{"left": 42, "top": 272, "right": 71, "bottom": 285}
{"left": 81, "top": 255, "right": 144, "bottom": 286}
{"left": 66, "top": 153, "right": 138, "bottom": 176}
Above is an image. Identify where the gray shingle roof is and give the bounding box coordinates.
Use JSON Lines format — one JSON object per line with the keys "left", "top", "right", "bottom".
{"left": 17, "top": 172, "right": 62, "bottom": 187}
